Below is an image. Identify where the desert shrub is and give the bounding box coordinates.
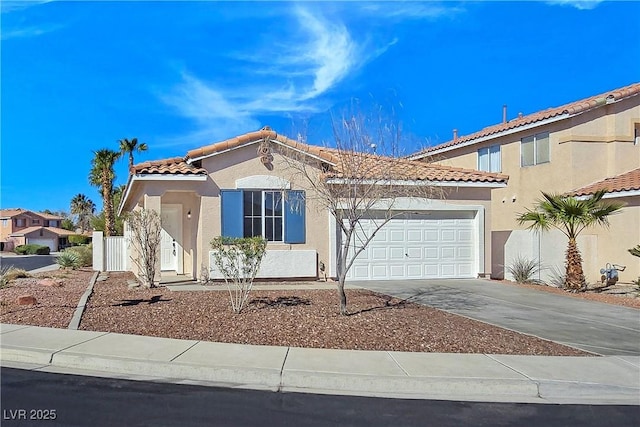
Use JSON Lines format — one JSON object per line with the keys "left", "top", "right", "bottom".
{"left": 210, "top": 236, "right": 267, "bottom": 313}
{"left": 68, "top": 234, "right": 90, "bottom": 245}
{"left": 57, "top": 251, "right": 81, "bottom": 269}
{"left": 65, "top": 245, "right": 92, "bottom": 267}
{"left": 507, "top": 256, "right": 541, "bottom": 284}
{"left": 545, "top": 266, "right": 566, "bottom": 289}
{"left": 15, "top": 244, "right": 50, "bottom": 255}
{"left": 0, "top": 266, "right": 30, "bottom": 288}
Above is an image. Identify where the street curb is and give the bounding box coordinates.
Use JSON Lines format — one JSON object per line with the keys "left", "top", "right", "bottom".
{"left": 2, "top": 343, "right": 639, "bottom": 404}
{"left": 68, "top": 271, "right": 99, "bottom": 330}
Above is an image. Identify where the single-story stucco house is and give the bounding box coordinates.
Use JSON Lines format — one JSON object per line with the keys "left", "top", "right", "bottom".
{"left": 118, "top": 127, "right": 508, "bottom": 284}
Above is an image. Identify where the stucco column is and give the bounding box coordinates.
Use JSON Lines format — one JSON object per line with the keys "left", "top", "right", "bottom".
{"left": 144, "top": 194, "right": 162, "bottom": 286}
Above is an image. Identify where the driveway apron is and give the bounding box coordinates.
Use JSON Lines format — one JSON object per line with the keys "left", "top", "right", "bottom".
{"left": 352, "top": 279, "right": 640, "bottom": 356}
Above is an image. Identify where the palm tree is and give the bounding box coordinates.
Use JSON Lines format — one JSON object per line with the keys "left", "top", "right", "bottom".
{"left": 119, "top": 137, "right": 148, "bottom": 170}
{"left": 89, "top": 149, "right": 121, "bottom": 236}
{"left": 70, "top": 194, "right": 96, "bottom": 233}
{"left": 517, "top": 190, "right": 624, "bottom": 292}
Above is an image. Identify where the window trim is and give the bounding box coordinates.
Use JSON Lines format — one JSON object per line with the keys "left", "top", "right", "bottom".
{"left": 521, "top": 132, "right": 550, "bottom": 167}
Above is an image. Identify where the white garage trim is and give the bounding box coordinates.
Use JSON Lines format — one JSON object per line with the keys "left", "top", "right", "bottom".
{"left": 328, "top": 198, "right": 485, "bottom": 280}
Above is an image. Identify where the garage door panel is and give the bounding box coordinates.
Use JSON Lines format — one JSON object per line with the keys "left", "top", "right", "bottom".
{"left": 441, "top": 229, "right": 456, "bottom": 241}
{"left": 390, "top": 230, "right": 404, "bottom": 242}
{"left": 389, "top": 247, "right": 405, "bottom": 259}
{"left": 441, "top": 247, "right": 455, "bottom": 259}
{"left": 424, "top": 230, "right": 439, "bottom": 242}
{"left": 371, "top": 265, "right": 387, "bottom": 278}
{"left": 345, "top": 211, "right": 477, "bottom": 281}
{"left": 424, "top": 247, "right": 439, "bottom": 259}
{"left": 371, "top": 247, "right": 387, "bottom": 260}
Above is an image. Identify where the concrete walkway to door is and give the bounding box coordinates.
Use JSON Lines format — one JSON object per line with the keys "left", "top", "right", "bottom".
{"left": 351, "top": 279, "right": 640, "bottom": 356}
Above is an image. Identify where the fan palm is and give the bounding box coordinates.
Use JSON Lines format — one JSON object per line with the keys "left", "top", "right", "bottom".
{"left": 119, "top": 137, "right": 148, "bottom": 170}
{"left": 89, "top": 149, "right": 121, "bottom": 236}
{"left": 517, "top": 190, "right": 624, "bottom": 291}
{"left": 70, "top": 193, "right": 96, "bottom": 233}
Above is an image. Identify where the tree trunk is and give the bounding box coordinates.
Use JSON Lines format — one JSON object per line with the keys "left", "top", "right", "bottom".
{"left": 565, "top": 237, "right": 586, "bottom": 292}
{"left": 337, "top": 278, "right": 348, "bottom": 315}
{"left": 102, "top": 174, "right": 115, "bottom": 237}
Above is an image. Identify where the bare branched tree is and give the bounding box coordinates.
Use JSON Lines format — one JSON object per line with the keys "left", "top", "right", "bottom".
{"left": 279, "top": 106, "right": 443, "bottom": 315}
{"left": 127, "top": 209, "right": 162, "bottom": 288}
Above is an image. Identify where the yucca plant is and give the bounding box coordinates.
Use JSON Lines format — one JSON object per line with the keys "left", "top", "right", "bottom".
{"left": 507, "top": 256, "right": 542, "bottom": 284}
{"left": 57, "top": 251, "right": 81, "bottom": 270}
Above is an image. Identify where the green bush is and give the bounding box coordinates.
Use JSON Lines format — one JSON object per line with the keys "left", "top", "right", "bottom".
{"left": 57, "top": 251, "right": 81, "bottom": 269}
{"left": 65, "top": 245, "right": 92, "bottom": 267}
{"left": 68, "top": 234, "right": 90, "bottom": 245}
{"left": 14, "top": 244, "right": 50, "bottom": 255}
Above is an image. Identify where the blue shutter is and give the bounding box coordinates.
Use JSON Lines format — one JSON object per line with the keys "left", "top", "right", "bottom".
{"left": 284, "top": 190, "right": 305, "bottom": 244}
{"left": 220, "top": 190, "right": 243, "bottom": 238}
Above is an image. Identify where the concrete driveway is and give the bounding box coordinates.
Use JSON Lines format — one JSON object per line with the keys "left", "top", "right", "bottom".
{"left": 352, "top": 279, "right": 640, "bottom": 356}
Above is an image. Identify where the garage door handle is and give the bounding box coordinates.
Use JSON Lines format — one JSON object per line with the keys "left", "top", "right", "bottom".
{"left": 405, "top": 253, "right": 409, "bottom": 257}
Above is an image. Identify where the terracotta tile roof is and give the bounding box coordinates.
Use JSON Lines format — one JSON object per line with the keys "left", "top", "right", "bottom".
{"left": 186, "top": 126, "right": 340, "bottom": 164}
{"left": 328, "top": 152, "right": 508, "bottom": 183}
{"left": 413, "top": 82, "right": 640, "bottom": 157}
{"left": 10, "top": 226, "right": 75, "bottom": 237}
{"left": 185, "top": 127, "right": 508, "bottom": 184}
{"left": 0, "top": 209, "right": 62, "bottom": 220}
{"left": 38, "top": 212, "right": 64, "bottom": 220}
{"left": 570, "top": 168, "right": 640, "bottom": 197}
{"left": 0, "top": 209, "right": 25, "bottom": 218}
{"left": 132, "top": 157, "right": 208, "bottom": 175}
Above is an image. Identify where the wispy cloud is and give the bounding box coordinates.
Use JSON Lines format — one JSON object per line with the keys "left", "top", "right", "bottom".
{"left": 1, "top": 23, "right": 63, "bottom": 40}
{"left": 159, "top": 3, "right": 459, "bottom": 147}
{"left": 545, "top": 0, "right": 605, "bottom": 10}
{"left": 360, "top": 1, "right": 465, "bottom": 20}
{"left": 1, "top": 0, "right": 55, "bottom": 14}
{"left": 159, "top": 7, "right": 373, "bottom": 146}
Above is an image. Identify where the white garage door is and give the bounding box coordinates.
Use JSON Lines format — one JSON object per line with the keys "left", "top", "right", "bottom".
{"left": 27, "top": 238, "right": 56, "bottom": 251}
{"left": 345, "top": 211, "right": 477, "bottom": 281}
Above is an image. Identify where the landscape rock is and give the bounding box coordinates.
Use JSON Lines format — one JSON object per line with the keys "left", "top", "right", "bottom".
{"left": 39, "top": 278, "right": 64, "bottom": 287}
{"left": 17, "top": 295, "right": 37, "bottom": 305}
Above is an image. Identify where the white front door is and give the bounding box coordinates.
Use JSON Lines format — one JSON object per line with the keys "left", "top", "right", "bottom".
{"left": 160, "top": 206, "right": 182, "bottom": 272}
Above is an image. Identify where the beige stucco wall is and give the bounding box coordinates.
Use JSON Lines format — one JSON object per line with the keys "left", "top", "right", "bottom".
{"left": 123, "top": 141, "right": 501, "bottom": 280}
{"left": 430, "top": 97, "right": 640, "bottom": 281}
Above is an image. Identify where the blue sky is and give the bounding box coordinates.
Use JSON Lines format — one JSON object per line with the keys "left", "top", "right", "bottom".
{"left": 1, "top": 0, "right": 639, "bottom": 213}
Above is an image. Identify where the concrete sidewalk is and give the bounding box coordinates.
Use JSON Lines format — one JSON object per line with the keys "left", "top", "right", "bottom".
{"left": 1, "top": 323, "right": 638, "bottom": 405}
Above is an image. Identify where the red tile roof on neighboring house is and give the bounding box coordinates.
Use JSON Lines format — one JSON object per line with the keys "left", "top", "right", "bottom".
{"left": 184, "top": 127, "right": 508, "bottom": 184}
{"left": 570, "top": 168, "right": 640, "bottom": 197}
{"left": 132, "top": 157, "right": 208, "bottom": 175}
{"left": 412, "top": 82, "right": 640, "bottom": 157}
{"left": 0, "top": 209, "right": 63, "bottom": 220}
{"left": 0, "top": 209, "right": 25, "bottom": 218}
{"left": 10, "top": 226, "right": 76, "bottom": 237}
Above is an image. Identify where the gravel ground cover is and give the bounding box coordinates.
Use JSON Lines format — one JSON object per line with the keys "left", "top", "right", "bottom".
{"left": 75, "top": 272, "right": 590, "bottom": 356}
{"left": 3, "top": 269, "right": 636, "bottom": 355}
{"left": 0, "top": 269, "right": 93, "bottom": 328}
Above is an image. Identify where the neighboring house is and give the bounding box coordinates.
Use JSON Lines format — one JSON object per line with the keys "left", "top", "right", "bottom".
{"left": 409, "top": 82, "right": 640, "bottom": 283}
{"left": 118, "top": 127, "right": 508, "bottom": 283}
{"left": 0, "top": 209, "right": 74, "bottom": 252}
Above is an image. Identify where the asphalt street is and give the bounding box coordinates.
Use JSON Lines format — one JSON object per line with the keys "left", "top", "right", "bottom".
{"left": 2, "top": 368, "right": 639, "bottom": 427}
{"left": 0, "top": 254, "right": 57, "bottom": 271}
